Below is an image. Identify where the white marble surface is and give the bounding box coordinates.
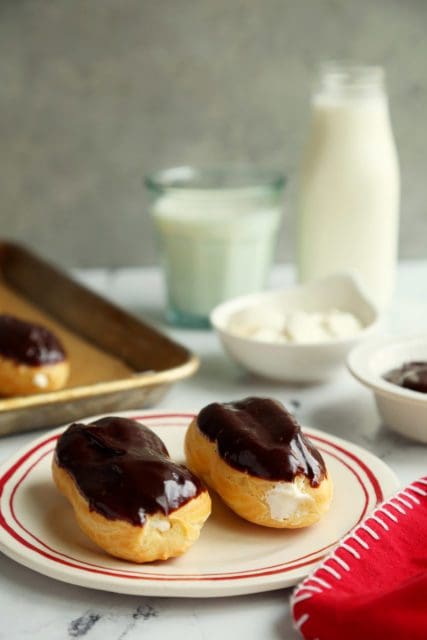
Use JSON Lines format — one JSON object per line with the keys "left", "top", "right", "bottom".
{"left": 1, "top": 262, "right": 426, "bottom": 640}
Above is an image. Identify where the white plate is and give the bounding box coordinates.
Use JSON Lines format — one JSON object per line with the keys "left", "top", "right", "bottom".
{"left": 0, "top": 410, "right": 398, "bottom": 597}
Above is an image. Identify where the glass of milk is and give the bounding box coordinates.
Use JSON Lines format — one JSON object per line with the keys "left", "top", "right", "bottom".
{"left": 145, "top": 166, "right": 285, "bottom": 327}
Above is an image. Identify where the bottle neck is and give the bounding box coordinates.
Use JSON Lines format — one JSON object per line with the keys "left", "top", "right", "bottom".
{"left": 315, "top": 63, "right": 386, "bottom": 103}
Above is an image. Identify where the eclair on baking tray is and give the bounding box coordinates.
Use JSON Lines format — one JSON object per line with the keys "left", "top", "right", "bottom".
{"left": 0, "top": 314, "right": 69, "bottom": 396}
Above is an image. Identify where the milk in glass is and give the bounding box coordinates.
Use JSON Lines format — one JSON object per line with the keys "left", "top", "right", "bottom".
{"left": 147, "top": 168, "right": 285, "bottom": 326}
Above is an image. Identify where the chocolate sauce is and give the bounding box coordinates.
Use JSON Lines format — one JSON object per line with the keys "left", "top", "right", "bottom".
{"left": 0, "top": 314, "right": 66, "bottom": 365}
{"left": 384, "top": 361, "right": 427, "bottom": 394}
{"left": 197, "top": 397, "right": 326, "bottom": 486}
{"left": 55, "top": 416, "right": 203, "bottom": 525}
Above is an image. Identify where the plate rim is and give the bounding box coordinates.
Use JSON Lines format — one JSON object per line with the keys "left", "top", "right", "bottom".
{"left": 0, "top": 410, "right": 400, "bottom": 597}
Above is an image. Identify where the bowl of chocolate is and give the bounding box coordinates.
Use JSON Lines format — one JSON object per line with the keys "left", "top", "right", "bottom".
{"left": 348, "top": 335, "right": 427, "bottom": 443}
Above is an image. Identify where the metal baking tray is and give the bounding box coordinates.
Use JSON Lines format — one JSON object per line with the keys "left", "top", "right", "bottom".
{"left": 0, "top": 241, "right": 199, "bottom": 436}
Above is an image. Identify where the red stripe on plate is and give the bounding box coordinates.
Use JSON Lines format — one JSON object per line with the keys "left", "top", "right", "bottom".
{"left": 310, "top": 434, "right": 383, "bottom": 503}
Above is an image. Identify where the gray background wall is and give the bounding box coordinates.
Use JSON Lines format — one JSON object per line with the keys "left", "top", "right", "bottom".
{"left": 1, "top": 0, "right": 426, "bottom": 268}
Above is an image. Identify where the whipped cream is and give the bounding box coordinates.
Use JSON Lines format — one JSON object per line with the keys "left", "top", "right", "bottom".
{"left": 149, "top": 518, "right": 171, "bottom": 532}
{"left": 33, "top": 372, "right": 49, "bottom": 388}
{"left": 229, "top": 308, "right": 362, "bottom": 344}
{"left": 265, "top": 482, "right": 315, "bottom": 521}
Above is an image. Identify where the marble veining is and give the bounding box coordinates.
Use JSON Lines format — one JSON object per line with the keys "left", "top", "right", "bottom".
{"left": 68, "top": 612, "right": 101, "bottom": 638}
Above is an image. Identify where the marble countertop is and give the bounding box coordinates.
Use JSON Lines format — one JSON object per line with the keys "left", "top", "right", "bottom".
{"left": 1, "top": 262, "right": 426, "bottom": 640}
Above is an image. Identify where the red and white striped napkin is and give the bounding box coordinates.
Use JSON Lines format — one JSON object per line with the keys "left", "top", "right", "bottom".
{"left": 291, "top": 477, "right": 427, "bottom": 640}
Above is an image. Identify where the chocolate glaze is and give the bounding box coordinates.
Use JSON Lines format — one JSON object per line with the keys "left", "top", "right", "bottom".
{"left": 197, "top": 397, "right": 326, "bottom": 486}
{"left": 0, "top": 314, "right": 66, "bottom": 366}
{"left": 384, "top": 361, "right": 427, "bottom": 394}
{"left": 55, "top": 416, "right": 203, "bottom": 526}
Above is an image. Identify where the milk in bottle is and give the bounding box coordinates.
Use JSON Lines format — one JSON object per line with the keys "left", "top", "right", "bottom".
{"left": 297, "top": 64, "right": 400, "bottom": 309}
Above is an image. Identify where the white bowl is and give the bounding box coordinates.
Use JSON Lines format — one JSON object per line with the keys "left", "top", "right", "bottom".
{"left": 348, "top": 335, "right": 427, "bottom": 443}
{"left": 211, "top": 273, "right": 379, "bottom": 383}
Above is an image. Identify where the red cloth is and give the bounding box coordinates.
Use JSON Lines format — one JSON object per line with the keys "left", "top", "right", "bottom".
{"left": 291, "top": 477, "right": 427, "bottom": 640}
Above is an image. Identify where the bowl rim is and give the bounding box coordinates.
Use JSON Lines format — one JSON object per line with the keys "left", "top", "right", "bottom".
{"left": 210, "top": 272, "right": 380, "bottom": 349}
{"left": 347, "top": 334, "right": 427, "bottom": 405}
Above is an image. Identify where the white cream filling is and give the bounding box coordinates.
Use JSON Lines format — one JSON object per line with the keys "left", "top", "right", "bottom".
{"left": 265, "top": 482, "right": 315, "bottom": 521}
{"left": 33, "top": 372, "right": 49, "bottom": 388}
{"left": 149, "top": 518, "right": 171, "bottom": 532}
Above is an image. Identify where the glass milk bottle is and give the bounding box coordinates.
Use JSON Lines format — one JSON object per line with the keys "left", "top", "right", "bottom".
{"left": 297, "top": 64, "right": 400, "bottom": 309}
